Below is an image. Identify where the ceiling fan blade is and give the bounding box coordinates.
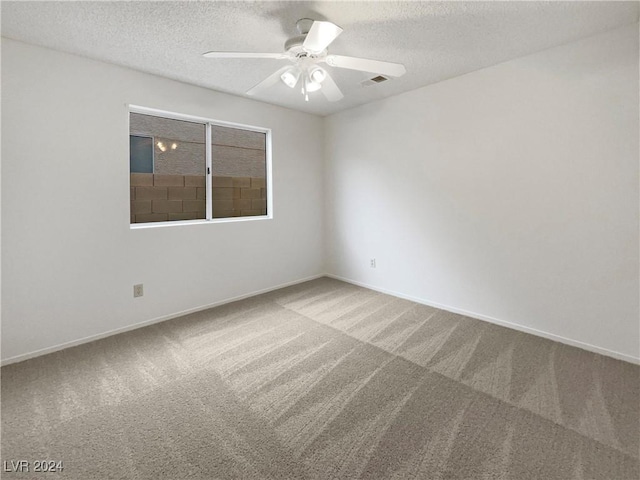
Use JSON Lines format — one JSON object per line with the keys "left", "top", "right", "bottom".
{"left": 324, "top": 55, "right": 406, "bottom": 77}
{"left": 202, "top": 52, "right": 287, "bottom": 59}
{"left": 321, "top": 72, "right": 344, "bottom": 102}
{"left": 303, "top": 21, "right": 343, "bottom": 54}
{"left": 246, "top": 66, "right": 290, "bottom": 96}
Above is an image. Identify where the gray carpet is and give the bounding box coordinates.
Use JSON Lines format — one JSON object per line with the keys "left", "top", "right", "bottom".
{"left": 1, "top": 277, "right": 638, "bottom": 479}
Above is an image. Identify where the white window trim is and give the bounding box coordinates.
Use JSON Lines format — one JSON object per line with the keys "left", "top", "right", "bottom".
{"left": 128, "top": 104, "right": 273, "bottom": 228}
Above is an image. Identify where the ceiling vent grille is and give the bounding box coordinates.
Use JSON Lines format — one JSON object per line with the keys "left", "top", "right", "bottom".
{"left": 361, "top": 75, "right": 389, "bottom": 87}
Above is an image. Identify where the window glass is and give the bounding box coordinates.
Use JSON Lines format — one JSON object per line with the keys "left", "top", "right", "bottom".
{"left": 130, "top": 113, "right": 206, "bottom": 223}
{"left": 211, "top": 125, "right": 267, "bottom": 218}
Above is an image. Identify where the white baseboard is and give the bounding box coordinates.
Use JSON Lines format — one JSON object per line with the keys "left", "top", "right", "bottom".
{"left": 5, "top": 273, "right": 638, "bottom": 367}
{"left": 325, "top": 274, "right": 640, "bottom": 365}
{"left": 1, "top": 274, "right": 325, "bottom": 367}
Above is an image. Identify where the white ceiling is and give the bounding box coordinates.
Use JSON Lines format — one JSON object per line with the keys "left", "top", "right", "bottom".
{"left": 2, "top": 1, "right": 638, "bottom": 116}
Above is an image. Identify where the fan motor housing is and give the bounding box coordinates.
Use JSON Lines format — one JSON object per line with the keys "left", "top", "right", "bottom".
{"left": 284, "top": 35, "right": 306, "bottom": 52}
{"left": 296, "top": 18, "right": 314, "bottom": 35}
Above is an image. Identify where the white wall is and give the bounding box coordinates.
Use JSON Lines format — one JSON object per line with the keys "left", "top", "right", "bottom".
{"left": 1, "top": 38, "right": 325, "bottom": 362}
{"left": 3, "top": 23, "right": 638, "bottom": 364}
{"left": 325, "top": 24, "right": 639, "bottom": 362}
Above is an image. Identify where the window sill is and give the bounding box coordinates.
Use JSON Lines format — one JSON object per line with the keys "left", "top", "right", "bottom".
{"left": 130, "top": 215, "right": 272, "bottom": 229}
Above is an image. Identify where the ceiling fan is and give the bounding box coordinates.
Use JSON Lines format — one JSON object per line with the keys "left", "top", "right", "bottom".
{"left": 203, "top": 18, "right": 406, "bottom": 102}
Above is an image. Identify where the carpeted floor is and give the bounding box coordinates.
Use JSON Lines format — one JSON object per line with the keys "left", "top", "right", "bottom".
{"left": 2, "top": 277, "right": 638, "bottom": 479}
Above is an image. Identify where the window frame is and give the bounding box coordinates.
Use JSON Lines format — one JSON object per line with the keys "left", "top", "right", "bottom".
{"left": 128, "top": 104, "right": 273, "bottom": 228}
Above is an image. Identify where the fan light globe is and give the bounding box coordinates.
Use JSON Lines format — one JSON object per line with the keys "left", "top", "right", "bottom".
{"left": 281, "top": 68, "right": 300, "bottom": 88}
{"left": 309, "top": 67, "right": 326, "bottom": 84}
{"left": 306, "top": 80, "right": 322, "bottom": 92}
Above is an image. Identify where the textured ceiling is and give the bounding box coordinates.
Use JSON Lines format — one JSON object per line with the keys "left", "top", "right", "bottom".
{"left": 2, "top": 1, "right": 638, "bottom": 116}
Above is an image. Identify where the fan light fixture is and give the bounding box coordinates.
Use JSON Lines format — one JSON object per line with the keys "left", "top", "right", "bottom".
{"left": 281, "top": 67, "right": 327, "bottom": 101}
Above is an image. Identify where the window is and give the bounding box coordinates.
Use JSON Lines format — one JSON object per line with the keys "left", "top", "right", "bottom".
{"left": 129, "top": 107, "right": 270, "bottom": 225}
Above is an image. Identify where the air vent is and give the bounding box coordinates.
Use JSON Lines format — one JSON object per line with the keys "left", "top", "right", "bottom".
{"left": 360, "top": 75, "right": 390, "bottom": 87}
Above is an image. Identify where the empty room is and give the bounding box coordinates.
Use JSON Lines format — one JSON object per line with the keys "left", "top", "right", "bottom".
{"left": 1, "top": 1, "right": 638, "bottom": 479}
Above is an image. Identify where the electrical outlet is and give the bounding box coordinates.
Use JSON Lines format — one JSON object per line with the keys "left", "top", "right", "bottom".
{"left": 133, "top": 284, "right": 144, "bottom": 298}
{"left": 370, "top": 258, "right": 376, "bottom": 268}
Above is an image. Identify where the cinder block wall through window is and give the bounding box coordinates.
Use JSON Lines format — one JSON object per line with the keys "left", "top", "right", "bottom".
{"left": 130, "top": 174, "right": 267, "bottom": 223}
